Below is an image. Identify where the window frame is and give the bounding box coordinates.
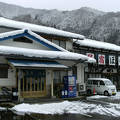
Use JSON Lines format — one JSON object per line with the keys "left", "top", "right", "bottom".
{"left": 52, "top": 39, "right": 66, "bottom": 49}
{"left": 93, "top": 80, "right": 98, "bottom": 85}
{"left": 13, "top": 37, "right": 33, "bottom": 44}
{"left": 0, "top": 65, "right": 8, "bottom": 78}
{"left": 100, "top": 80, "right": 105, "bottom": 85}
{"left": 60, "top": 40, "right": 66, "bottom": 49}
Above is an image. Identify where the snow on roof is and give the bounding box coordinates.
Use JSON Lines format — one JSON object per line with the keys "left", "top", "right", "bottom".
{"left": 0, "top": 29, "right": 67, "bottom": 52}
{"left": 87, "top": 78, "right": 110, "bottom": 81}
{"left": 0, "top": 45, "right": 96, "bottom": 63}
{"left": 0, "top": 29, "right": 25, "bottom": 39}
{"left": 28, "top": 29, "right": 67, "bottom": 52}
{"left": 0, "top": 17, "right": 85, "bottom": 39}
{"left": 74, "top": 39, "right": 120, "bottom": 51}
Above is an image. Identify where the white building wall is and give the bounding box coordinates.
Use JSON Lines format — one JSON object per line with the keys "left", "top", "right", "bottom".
{"left": 77, "top": 63, "right": 86, "bottom": 93}
{"left": 66, "top": 40, "right": 73, "bottom": 51}
{"left": 77, "top": 63, "right": 85, "bottom": 84}
{"left": 0, "top": 57, "right": 16, "bottom": 87}
{"left": 0, "top": 57, "right": 6, "bottom": 64}
{"left": 0, "top": 69, "right": 16, "bottom": 87}
{"left": 0, "top": 38, "right": 52, "bottom": 50}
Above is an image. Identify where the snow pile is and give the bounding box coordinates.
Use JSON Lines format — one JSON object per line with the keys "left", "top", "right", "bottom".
{"left": 110, "top": 92, "right": 120, "bottom": 100}
{"left": 87, "top": 92, "right": 120, "bottom": 100}
{"left": 87, "top": 95, "right": 108, "bottom": 100}
{"left": 12, "top": 101, "right": 120, "bottom": 117}
{"left": 74, "top": 39, "right": 120, "bottom": 51}
{"left": 0, "top": 17, "right": 85, "bottom": 39}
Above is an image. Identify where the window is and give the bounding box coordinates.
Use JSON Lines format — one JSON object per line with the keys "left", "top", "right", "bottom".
{"left": 60, "top": 41, "right": 66, "bottom": 49}
{"left": 100, "top": 81, "right": 105, "bottom": 85}
{"left": 13, "top": 37, "right": 33, "bottom": 43}
{"left": 52, "top": 39, "right": 66, "bottom": 49}
{"left": 47, "top": 39, "right": 52, "bottom": 42}
{"left": 0, "top": 66, "right": 8, "bottom": 78}
{"left": 52, "top": 40, "right": 59, "bottom": 46}
{"left": 88, "top": 80, "right": 92, "bottom": 85}
{"left": 93, "top": 80, "right": 98, "bottom": 85}
{"left": 54, "top": 71, "right": 67, "bottom": 84}
{"left": 54, "top": 71, "right": 60, "bottom": 84}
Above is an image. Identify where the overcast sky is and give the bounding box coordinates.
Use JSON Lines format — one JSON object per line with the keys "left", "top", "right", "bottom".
{"left": 0, "top": 0, "right": 120, "bottom": 12}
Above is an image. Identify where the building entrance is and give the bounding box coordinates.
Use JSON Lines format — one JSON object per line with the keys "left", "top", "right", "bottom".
{"left": 19, "top": 69, "right": 46, "bottom": 98}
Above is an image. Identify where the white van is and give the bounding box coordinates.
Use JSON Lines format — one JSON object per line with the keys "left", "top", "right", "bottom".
{"left": 86, "top": 78, "right": 117, "bottom": 96}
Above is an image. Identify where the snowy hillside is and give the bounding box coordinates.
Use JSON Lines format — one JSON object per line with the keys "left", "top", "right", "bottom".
{"left": 89, "top": 12, "right": 120, "bottom": 45}
{"left": 0, "top": 2, "right": 120, "bottom": 45}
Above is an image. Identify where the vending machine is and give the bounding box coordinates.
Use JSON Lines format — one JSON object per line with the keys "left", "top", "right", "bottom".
{"left": 63, "top": 76, "right": 76, "bottom": 98}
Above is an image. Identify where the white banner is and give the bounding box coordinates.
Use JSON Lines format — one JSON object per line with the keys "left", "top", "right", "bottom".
{"left": 86, "top": 53, "right": 94, "bottom": 58}
{"left": 109, "top": 55, "right": 115, "bottom": 65}
{"left": 118, "top": 56, "right": 120, "bottom": 66}
{"left": 98, "top": 54, "right": 105, "bottom": 65}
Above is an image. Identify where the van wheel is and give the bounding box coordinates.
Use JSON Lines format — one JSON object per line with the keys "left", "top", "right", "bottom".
{"left": 87, "top": 89, "right": 92, "bottom": 95}
{"left": 104, "top": 91, "right": 109, "bottom": 96}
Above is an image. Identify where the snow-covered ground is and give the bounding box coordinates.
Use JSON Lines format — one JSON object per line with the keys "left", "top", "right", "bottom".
{"left": 0, "top": 107, "right": 6, "bottom": 111}
{"left": 12, "top": 96, "right": 120, "bottom": 117}
{"left": 87, "top": 92, "right": 120, "bottom": 100}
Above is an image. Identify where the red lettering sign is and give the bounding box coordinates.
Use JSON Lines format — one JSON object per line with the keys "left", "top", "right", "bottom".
{"left": 86, "top": 53, "right": 94, "bottom": 58}
{"left": 98, "top": 54, "right": 105, "bottom": 65}
{"left": 69, "top": 86, "right": 73, "bottom": 91}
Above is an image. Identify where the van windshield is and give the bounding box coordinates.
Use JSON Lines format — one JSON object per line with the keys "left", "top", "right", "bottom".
{"left": 104, "top": 80, "right": 113, "bottom": 86}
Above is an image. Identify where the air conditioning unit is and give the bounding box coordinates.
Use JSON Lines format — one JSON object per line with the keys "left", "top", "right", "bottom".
{"left": 77, "top": 83, "right": 86, "bottom": 95}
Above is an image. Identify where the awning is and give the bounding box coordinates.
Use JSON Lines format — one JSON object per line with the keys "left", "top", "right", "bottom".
{"left": 8, "top": 59, "right": 68, "bottom": 69}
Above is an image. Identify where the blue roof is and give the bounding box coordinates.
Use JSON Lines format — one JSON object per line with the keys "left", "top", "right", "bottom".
{"left": 8, "top": 59, "right": 68, "bottom": 69}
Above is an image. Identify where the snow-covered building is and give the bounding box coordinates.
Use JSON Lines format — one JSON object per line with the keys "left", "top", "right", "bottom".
{"left": 0, "top": 17, "right": 84, "bottom": 52}
{"left": 0, "top": 18, "right": 95, "bottom": 100}
{"left": 73, "top": 39, "right": 120, "bottom": 90}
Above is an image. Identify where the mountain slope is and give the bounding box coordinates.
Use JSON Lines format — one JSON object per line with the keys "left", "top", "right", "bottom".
{"left": 0, "top": 2, "right": 120, "bottom": 45}
{"left": 13, "top": 7, "right": 105, "bottom": 36}
{"left": 89, "top": 12, "right": 120, "bottom": 45}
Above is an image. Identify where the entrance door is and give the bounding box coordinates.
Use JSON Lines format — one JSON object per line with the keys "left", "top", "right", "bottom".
{"left": 20, "top": 69, "right": 46, "bottom": 98}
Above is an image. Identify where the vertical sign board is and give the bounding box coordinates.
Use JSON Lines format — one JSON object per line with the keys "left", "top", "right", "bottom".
{"left": 109, "top": 55, "right": 116, "bottom": 65}
{"left": 98, "top": 54, "right": 105, "bottom": 65}
{"left": 118, "top": 56, "right": 120, "bottom": 66}
{"left": 86, "top": 53, "right": 94, "bottom": 58}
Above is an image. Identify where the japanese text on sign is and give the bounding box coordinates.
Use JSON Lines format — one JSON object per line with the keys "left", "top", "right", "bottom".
{"left": 98, "top": 54, "right": 105, "bottom": 65}
{"left": 109, "top": 56, "right": 115, "bottom": 65}
{"left": 86, "top": 53, "right": 94, "bottom": 58}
